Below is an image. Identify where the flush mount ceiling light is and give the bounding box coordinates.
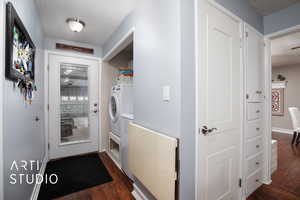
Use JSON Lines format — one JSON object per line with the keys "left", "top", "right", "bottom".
{"left": 66, "top": 18, "right": 85, "bottom": 32}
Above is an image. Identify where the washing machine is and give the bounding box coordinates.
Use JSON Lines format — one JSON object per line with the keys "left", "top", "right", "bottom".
{"left": 109, "top": 84, "right": 133, "bottom": 137}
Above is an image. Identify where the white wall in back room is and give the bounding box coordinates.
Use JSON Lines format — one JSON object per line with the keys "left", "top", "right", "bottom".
{"left": 272, "top": 65, "right": 300, "bottom": 130}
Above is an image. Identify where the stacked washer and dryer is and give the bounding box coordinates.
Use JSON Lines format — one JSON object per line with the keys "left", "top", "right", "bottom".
{"left": 108, "top": 83, "right": 134, "bottom": 179}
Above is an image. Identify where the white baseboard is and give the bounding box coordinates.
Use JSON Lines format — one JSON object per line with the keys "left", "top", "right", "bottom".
{"left": 261, "top": 179, "right": 272, "bottom": 185}
{"left": 272, "top": 127, "right": 293, "bottom": 135}
{"left": 106, "top": 150, "right": 122, "bottom": 170}
{"left": 99, "top": 148, "right": 106, "bottom": 153}
{"left": 30, "top": 155, "right": 48, "bottom": 200}
{"left": 132, "top": 183, "right": 149, "bottom": 200}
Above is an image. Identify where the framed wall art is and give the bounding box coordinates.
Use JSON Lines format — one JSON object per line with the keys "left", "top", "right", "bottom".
{"left": 272, "top": 88, "right": 284, "bottom": 116}
{"left": 5, "top": 2, "right": 35, "bottom": 81}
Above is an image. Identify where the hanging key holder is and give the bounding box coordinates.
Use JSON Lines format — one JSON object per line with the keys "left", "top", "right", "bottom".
{"left": 16, "top": 72, "right": 37, "bottom": 104}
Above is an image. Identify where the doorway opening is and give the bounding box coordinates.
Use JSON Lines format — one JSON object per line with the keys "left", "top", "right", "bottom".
{"left": 249, "top": 27, "right": 300, "bottom": 200}
{"left": 270, "top": 29, "right": 300, "bottom": 197}
{"left": 101, "top": 29, "right": 134, "bottom": 174}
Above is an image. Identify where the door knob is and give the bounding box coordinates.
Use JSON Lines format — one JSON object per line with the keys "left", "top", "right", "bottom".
{"left": 93, "top": 109, "right": 98, "bottom": 113}
{"left": 35, "top": 116, "right": 40, "bottom": 122}
{"left": 201, "top": 126, "right": 217, "bottom": 135}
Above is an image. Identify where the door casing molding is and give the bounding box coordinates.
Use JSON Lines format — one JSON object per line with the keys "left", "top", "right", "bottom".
{"left": 263, "top": 23, "right": 300, "bottom": 186}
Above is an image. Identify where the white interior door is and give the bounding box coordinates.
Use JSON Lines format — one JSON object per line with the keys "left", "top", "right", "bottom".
{"left": 49, "top": 54, "right": 99, "bottom": 159}
{"left": 197, "top": 1, "right": 242, "bottom": 200}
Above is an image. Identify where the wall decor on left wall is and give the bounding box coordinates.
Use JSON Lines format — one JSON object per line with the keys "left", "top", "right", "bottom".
{"left": 5, "top": 2, "right": 37, "bottom": 103}
{"left": 5, "top": 2, "right": 35, "bottom": 81}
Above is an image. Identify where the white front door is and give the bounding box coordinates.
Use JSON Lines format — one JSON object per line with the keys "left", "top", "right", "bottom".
{"left": 197, "top": 1, "right": 242, "bottom": 200}
{"left": 49, "top": 54, "right": 99, "bottom": 159}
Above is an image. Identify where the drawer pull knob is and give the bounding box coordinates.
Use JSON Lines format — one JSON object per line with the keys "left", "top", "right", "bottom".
{"left": 256, "top": 110, "right": 260, "bottom": 113}
{"left": 256, "top": 127, "right": 260, "bottom": 131}
{"left": 256, "top": 179, "right": 259, "bottom": 182}
{"left": 256, "top": 91, "right": 262, "bottom": 94}
{"left": 256, "top": 162, "right": 260, "bottom": 165}
{"left": 256, "top": 145, "right": 260, "bottom": 148}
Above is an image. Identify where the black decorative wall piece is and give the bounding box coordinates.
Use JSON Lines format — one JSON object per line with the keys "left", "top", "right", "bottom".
{"left": 5, "top": 2, "right": 35, "bottom": 81}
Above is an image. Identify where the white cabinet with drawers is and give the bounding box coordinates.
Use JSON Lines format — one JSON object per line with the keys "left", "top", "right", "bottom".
{"left": 246, "top": 169, "right": 263, "bottom": 196}
{"left": 246, "top": 120, "right": 263, "bottom": 139}
{"left": 247, "top": 103, "right": 263, "bottom": 120}
{"left": 245, "top": 25, "right": 265, "bottom": 103}
{"left": 246, "top": 153, "right": 263, "bottom": 176}
{"left": 243, "top": 23, "right": 265, "bottom": 198}
{"left": 246, "top": 136, "right": 263, "bottom": 158}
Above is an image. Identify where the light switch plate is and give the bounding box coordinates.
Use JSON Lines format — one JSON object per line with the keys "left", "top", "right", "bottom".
{"left": 163, "top": 86, "right": 170, "bottom": 102}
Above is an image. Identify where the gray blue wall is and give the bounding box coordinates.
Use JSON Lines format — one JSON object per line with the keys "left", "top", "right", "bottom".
{"left": 1, "top": 0, "right": 45, "bottom": 199}
{"left": 179, "top": 0, "right": 196, "bottom": 199}
{"left": 264, "top": 2, "right": 300, "bottom": 35}
{"left": 103, "top": 0, "right": 181, "bottom": 198}
{"left": 215, "top": 0, "right": 264, "bottom": 33}
{"left": 104, "top": 0, "right": 181, "bottom": 139}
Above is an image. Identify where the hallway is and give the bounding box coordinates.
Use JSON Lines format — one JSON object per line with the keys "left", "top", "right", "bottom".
{"left": 55, "top": 152, "right": 134, "bottom": 200}
{"left": 248, "top": 132, "right": 300, "bottom": 200}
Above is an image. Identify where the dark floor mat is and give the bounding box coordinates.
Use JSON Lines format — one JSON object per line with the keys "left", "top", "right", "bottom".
{"left": 38, "top": 153, "right": 113, "bottom": 200}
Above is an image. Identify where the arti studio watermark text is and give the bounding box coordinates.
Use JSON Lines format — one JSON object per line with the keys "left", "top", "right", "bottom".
{"left": 9, "top": 160, "right": 58, "bottom": 185}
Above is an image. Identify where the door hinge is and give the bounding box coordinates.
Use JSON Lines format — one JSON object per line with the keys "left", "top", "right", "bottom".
{"left": 245, "top": 32, "right": 249, "bottom": 37}
{"left": 175, "top": 141, "right": 180, "bottom": 179}
{"left": 47, "top": 64, "right": 49, "bottom": 71}
{"left": 48, "top": 143, "right": 50, "bottom": 150}
{"left": 175, "top": 139, "right": 180, "bottom": 200}
{"left": 246, "top": 94, "right": 249, "bottom": 99}
{"left": 47, "top": 104, "right": 50, "bottom": 111}
{"left": 239, "top": 178, "right": 242, "bottom": 187}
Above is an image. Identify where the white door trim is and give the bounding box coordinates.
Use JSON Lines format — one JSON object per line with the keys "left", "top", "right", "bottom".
{"left": 0, "top": 0, "right": 5, "bottom": 198}
{"left": 195, "top": 0, "right": 244, "bottom": 199}
{"left": 30, "top": 155, "right": 47, "bottom": 200}
{"left": 44, "top": 50, "right": 102, "bottom": 159}
{"left": 194, "top": 0, "right": 199, "bottom": 199}
{"left": 264, "top": 24, "right": 300, "bottom": 185}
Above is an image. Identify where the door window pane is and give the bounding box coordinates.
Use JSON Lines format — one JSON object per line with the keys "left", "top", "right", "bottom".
{"left": 60, "top": 64, "right": 89, "bottom": 143}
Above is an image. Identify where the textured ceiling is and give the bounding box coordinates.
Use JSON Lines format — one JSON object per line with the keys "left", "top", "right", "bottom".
{"left": 35, "top": 0, "right": 137, "bottom": 45}
{"left": 249, "top": 0, "right": 299, "bottom": 16}
{"left": 272, "top": 31, "right": 300, "bottom": 67}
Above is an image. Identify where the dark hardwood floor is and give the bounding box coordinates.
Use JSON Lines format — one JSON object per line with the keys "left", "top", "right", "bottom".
{"left": 248, "top": 132, "right": 300, "bottom": 200}
{"left": 54, "top": 152, "right": 135, "bottom": 200}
